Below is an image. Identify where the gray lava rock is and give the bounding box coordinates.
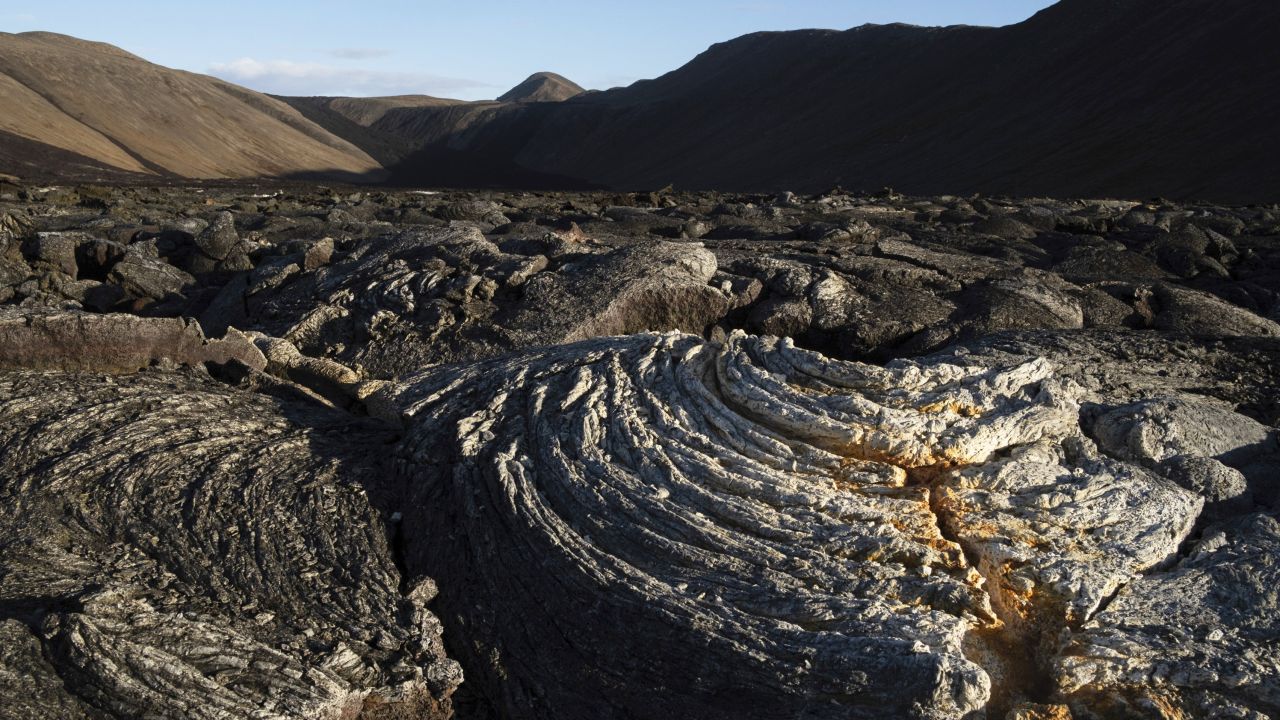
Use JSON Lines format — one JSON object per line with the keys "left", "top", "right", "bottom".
{"left": 196, "top": 211, "right": 240, "bottom": 261}
{"left": 3, "top": 186, "right": 1280, "bottom": 720}
{"left": 748, "top": 295, "right": 813, "bottom": 337}
{"left": 0, "top": 368, "right": 460, "bottom": 719}
{"left": 0, "top": 252, "right": 30, "bottom": 293}
{"left": 973, "top": 215, "right": 1039, "bottom": 240}
{"left": 22, "top": 232, "right": 79, "bottom": 277}
{"left": 0, "top": 307, "right": 265, "bottom": 373}
{"left": 1157, "top": 455, "right": 1251, "bottom": 514}
{"left": 511, "top": 240, "right": 729, "bottom": 345}
{"left": 1054, "top": 513, "right": 1280, "bottom": 718}
{"left": 1153, "top": 284, "right": 1280, "bottom": 337}
{"left": 1089, "top": 395, "right": 1279, "bottom": 517}
{"left": 375, "top": 331, "right": 1201, "bottom": 720}
{"left": 303, "top": 237, "right": 335, "bottom": 271}
{"left": 243, "top": 227, "right": 729, "bottom": 377}
{"left": 0, "top": 620, "right": 99, "bottom": 719}
{"left": 1091, "top": 396, "right": 1273, "bottom": 467}
{"left": 437, "top": 200, "right": 510, "bottom": 227}
{"left": 957, "top": 274, "right": 1085, "bottom": 335}
{"left": 108, "top": 252, "right": 195, "bottom": 302}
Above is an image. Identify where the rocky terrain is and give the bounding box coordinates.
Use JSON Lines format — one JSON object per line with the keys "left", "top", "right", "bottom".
{"left": 0, "top": 178, "right": 1277, "bottom": 718}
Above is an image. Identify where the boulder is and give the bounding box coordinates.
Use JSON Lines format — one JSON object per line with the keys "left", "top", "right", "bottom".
{"left": 22, "top": 232, "right": 79, "bottom": 277}
{"left": 108, "top": 253, "right": 195, "bottom": 301}
{"left": 195, "top": 210, "right": 240, "bottom": 261}
{"left": 243, "top": 227, "right": 730, "bottom": 377}
{"left": 437, "top": 200, "right": 510, "bottom": 227}
{"left": 0, "top": 308, "right": 266, "bottom": 373}
{"left": 1152, "top": 284, "right": 1280, "bottom": 337}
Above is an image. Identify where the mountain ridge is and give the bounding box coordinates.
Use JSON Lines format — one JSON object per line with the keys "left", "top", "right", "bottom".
{"left": 314, "top": 0, "right": 1278, "bottom": 202}
{"left": 2, "top": 1, "right": 1277, "bottom": 203}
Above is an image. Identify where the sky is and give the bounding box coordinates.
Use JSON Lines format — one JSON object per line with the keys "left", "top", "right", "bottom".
{"left": 1, "top": 1, "right": 1057, "bottom": 100}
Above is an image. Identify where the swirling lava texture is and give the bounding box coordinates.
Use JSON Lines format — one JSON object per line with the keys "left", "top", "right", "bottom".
{"left": 0, "top": 369, "right": 460, "bottom": 719}
{"left": 384, "top": 331, "right": 1200, "bottom": 719}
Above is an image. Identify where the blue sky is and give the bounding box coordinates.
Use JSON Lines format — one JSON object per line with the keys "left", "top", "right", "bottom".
{"left": 2, "top": 1, "right": 1057, "bottom": 99}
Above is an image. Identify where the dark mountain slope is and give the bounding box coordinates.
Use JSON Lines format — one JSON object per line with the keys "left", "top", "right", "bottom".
{"left": 363, "top": 0, "right": 1280, "bottom": 202}
{"left": 278, "top": 78, "right": 584, "bottom": 171}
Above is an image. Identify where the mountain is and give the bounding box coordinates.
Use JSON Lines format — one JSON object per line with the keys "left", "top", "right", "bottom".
{"left": 3, "top": 0, "right": 1277, "bottom": 202}
{"left": 278, "top": 79, "right": 595, "bottom": 189}
{"left": 280, "top": 94, "right": 480, "bottom": 168}
{"left": 497, "top": 72, "right": 585, "bottom": 103}
{"left": 323, "top": 0, "right": 1279, "bottom": 203}
{"left": 0, "top": 32, "right": 382, "bottom": 181}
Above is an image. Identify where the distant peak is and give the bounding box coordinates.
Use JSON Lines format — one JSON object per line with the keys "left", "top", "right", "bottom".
{"left": 497, "top": 72, "right": 585, "bottom": 103}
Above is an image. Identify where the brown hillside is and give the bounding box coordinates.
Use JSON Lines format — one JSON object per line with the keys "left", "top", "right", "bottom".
{"left": 0, "top": 32, "right": 382, "bottom": 180}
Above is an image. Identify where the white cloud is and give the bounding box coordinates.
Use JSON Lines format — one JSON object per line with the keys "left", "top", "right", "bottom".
{"left": 208, "top": 58, "right": 491, "bottom": 98}
{"left": 327, "top": 48, "right": 392, "bottom": 60}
